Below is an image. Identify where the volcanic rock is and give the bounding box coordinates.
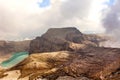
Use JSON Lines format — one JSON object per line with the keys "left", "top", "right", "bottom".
{"left": 63, "top": 47, "right": 120, "bottom": 80}
{"left": 0, "top": 40, "right": 31, "bottom": 55}
{"left": 0, "top": 47, "right": 120, "bottom": 80}
{"left": 29, "top": 27, "right": 103, "bottom": 53}
{"left": 56, "top": 76, "right": 92, "bottom": 80}
{"left": 0, "top": 27, "right": 117, "bottom": 80}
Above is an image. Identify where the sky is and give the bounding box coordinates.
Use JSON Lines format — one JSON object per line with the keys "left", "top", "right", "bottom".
{"left": 38, "top": 0, "right": 50, "bottom": 8}
{"left": 0, "top": 0, "right": 116, "bottom": 40}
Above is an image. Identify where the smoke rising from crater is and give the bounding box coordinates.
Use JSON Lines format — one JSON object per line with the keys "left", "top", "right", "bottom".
{"left": 103, "top": 0, "right": 120, "bottom": 39}
{"left": 102, "top": 0, "right": 120, "bottom": 48}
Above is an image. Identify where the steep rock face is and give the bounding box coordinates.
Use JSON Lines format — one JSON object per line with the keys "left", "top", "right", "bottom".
{"left": 29, "top": 27, "right": 101, "bottom": 53}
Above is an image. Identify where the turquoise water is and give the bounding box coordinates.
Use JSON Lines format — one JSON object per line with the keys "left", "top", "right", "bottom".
{"left": 0, "top": 52, "right": 29, "bottom": 68}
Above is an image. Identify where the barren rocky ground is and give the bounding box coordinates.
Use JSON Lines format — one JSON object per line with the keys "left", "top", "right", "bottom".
{"left": 0, "top": 27, "right": 119, "bottom": 80}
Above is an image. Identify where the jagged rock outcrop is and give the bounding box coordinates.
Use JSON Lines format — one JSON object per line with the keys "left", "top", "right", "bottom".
{"left": 84, "top": 34, "right": 107, "bottom": 47}
{"left": 0, "top": 47, "right": 120, "bottom": 80}
{"left": 29, "top": 27, "right": 104, "bottom": 53}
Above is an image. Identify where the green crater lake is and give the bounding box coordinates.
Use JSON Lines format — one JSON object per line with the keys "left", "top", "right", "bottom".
{"left": 0, "top": 52, "right": 29, "bottom": 68}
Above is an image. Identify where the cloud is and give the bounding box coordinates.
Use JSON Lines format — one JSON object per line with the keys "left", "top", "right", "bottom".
{"left": 102, "top": 0, "right": 120, "bottom": 39}
{"left": 0, "top": 0, "right": 106, "bottom": 40}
